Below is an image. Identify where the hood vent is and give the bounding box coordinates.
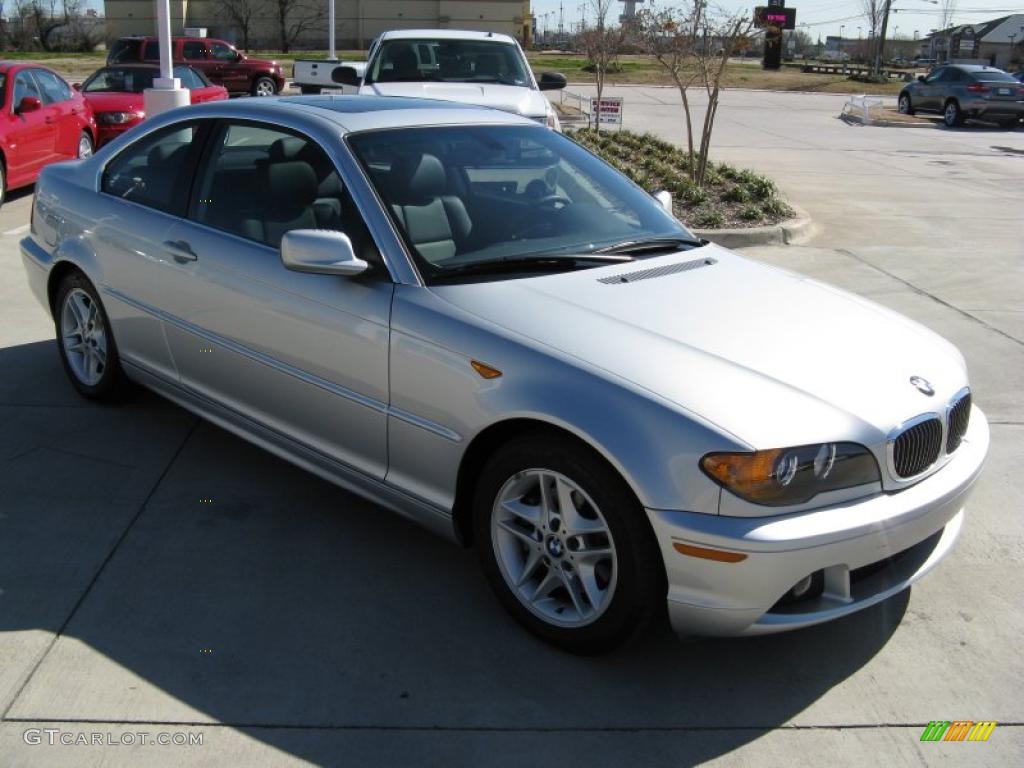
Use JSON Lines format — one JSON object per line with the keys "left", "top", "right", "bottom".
{"left": 598, "top": 257, "right": 717, "bottom": 285}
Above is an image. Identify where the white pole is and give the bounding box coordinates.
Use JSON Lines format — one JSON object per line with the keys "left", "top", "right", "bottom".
{"left": 328, "top": 0, "right": 336, "bottom": 60}
{"left": 143, "top": 0, "right": 189, "bottom": 118}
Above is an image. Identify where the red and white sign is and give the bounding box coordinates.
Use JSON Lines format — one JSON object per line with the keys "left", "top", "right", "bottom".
{"left": 589, "top": 96, "right": 623, "bottom": 125}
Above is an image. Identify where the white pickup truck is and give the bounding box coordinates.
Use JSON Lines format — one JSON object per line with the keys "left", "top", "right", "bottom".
{"left": 319, "top": 29, "right": 567, "bottom": 130}
{"left": 292, "top": 58, "right": 367, "bottom": 94}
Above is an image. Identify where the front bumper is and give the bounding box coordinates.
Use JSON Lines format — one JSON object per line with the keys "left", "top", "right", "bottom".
{"left": 648, "top": 406, "right": 989, "bottom": 637}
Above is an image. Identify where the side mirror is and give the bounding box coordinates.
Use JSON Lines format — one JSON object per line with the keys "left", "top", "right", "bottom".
{"left": 332, "top": 65, "right": 361, "bottom": 87}
{"left": 72, "top": 82, "right": 81, "bottom": 91}
{"left": 538, "top": 71, "right": 567, "bottom": 91}
{"left": 653, "top": 190, "right": 673, "bottom": 214}
{"left": 917, "top": 75, "right": 926, "bottom": 82}
{"left": 17, "top": 96, "right": 42, "bottom": 114}
{"left": 281, "top": 230, "right": 368, "bottom": 276}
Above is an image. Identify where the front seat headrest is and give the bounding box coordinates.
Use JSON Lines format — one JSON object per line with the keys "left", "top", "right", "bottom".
{"left": 389, "top": 153, "right": 446, "bottom": 203}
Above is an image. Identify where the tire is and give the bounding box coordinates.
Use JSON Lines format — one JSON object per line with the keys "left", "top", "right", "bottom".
{"left": 54, "top": 271, "right": 132, "bottom": 401}
{"left": 897, "top": 93, "right": 914, "bottom": 115}
{"left": 300, "top": 85, "right": 321, "bottom": 95}
{"left": 252, "top": 76, "right": 277, "bottom": 97}
{"left": 77, "top": 131, "right": 94, "bottom": 159}
{"left": 943, "top": 100, "right": 963, "bottom": 127}
{"left": 473, "top": 433, "right": 665, "bottom": 654}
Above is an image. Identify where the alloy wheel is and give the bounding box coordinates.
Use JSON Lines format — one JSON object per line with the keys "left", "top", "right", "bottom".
{"left": 255, "top": 78, "right": 275, "bottom": 96}
{"left": 61, "top": 288, "right": 107, "bottom": 386}
{"left": 78, "top": 133, "right": 93, "bottom": 159}
{"left": 491, "top": 469, "right": 618, "bottom": 628}
{"left": 898, "top": 95, "right": 910, "bottom": 114}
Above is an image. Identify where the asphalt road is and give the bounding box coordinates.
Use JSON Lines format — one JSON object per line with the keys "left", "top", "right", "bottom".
{"left": 1, "top": 88, "right": 1022, "bottom": 766}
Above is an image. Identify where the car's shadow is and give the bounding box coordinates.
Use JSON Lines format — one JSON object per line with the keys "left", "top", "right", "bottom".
{"left": 0, "top": 340, "right": 909, "bottom": 765}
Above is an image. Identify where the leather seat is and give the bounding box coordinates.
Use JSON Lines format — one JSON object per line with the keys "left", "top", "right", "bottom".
{"left": 240, "top": 161, "right": 318, "bottom": 248}
{"left": 266, "top": 137, "right": 342, "bottom": 228}
{"left": 386, "top": 152, "right": 471, "bottom": 264}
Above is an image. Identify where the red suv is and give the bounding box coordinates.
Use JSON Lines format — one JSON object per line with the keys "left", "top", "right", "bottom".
{"left": 0, "top": 62, "right": 97, "bottom": 208}
{"left": 107, "top": 37, "right": 285, "bottom": 96}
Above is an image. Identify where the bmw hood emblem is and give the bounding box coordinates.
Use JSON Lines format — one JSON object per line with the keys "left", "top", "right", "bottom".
{"left": 910, "top": 376, "right": 935, "bottom": 396}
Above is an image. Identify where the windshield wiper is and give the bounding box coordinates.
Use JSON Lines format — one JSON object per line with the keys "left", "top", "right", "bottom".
{"left": 431, "top": 254, "right": 633, "bottom": 283}
{"left": 594, "top": 236, "right": 705, "bottom": 256}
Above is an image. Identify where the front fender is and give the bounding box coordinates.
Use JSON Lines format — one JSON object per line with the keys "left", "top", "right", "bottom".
{"left": 386, "top": 286, "right": 736, "bottom": 514}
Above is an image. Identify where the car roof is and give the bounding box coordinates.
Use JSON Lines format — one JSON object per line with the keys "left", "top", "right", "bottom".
{"left": 378, "top": 29, "right": 518, "bottom": 44}
{"left": 0, "top": 61, "right": 55, "bottom": 73}
{"left": 950, "top": 64, "right": 1006, "bottom": 73}
{"left": 168, "top": 95, "right": 535, "bottom": 134}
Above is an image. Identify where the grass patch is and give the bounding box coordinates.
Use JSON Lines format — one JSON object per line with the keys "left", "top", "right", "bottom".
{"left": 571, "top": 127, "right": 793, "bottom": 229}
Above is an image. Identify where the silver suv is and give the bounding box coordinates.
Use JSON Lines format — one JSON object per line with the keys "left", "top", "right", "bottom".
{"left": 898, "top": 64, "right": 1023, "bottom": 128}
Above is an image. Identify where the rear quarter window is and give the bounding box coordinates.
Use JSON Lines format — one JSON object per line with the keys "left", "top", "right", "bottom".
{"left": 108, "top": 39, "right": 138, "bottom": 63}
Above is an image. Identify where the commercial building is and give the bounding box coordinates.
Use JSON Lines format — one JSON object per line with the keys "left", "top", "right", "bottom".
{"left": 103, "top": 0, "right": 527, "bottom": 50}
{"left": 925, "top": 14, "right": 1024, "bottom": 70}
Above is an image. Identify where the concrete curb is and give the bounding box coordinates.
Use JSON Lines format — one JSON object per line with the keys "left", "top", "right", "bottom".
{"left": 693, "top": 202, "right": 815, "bottom": 249}
{"left": 838, "top": 113, "right": 935, "bottom": 129}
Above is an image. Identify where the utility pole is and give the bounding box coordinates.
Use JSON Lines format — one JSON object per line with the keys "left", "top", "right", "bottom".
{"left": 873, "top": 0, "right": 892, "bottom": 76}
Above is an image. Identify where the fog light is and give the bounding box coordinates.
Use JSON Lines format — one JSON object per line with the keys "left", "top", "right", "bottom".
{"left": 775, "top": 570, "right": 825, "bottom": 607}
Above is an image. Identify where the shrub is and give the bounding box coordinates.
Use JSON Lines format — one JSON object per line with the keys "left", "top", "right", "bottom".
{"left": 722, "top": 186, "right": 751, "bottom": 203}
{"left": 696, "top": 210, "right": 725, "bottom": 228}
{"left": 739, "top": 205, "right": 763, "bottom": 221}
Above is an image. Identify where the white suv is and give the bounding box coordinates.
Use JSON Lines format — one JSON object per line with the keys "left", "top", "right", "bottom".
{"left": 333, "top": 29, "right": 566, "bottom": 130}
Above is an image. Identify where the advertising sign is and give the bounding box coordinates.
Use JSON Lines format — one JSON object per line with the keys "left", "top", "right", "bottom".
{"left": 589, "top": 97, "right": 623, "bottom": 125}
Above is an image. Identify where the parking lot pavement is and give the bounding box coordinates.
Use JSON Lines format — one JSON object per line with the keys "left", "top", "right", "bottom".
{"left": 1, "top": 89, "right": 1022, "bottom": 766}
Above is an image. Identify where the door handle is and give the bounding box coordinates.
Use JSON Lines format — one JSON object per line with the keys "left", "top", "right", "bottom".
{"left": 163, "top": 240, "right": 198, "bottom": 263}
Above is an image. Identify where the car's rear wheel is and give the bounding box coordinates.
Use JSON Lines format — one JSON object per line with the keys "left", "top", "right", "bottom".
{"left": 77, "top": 132, "right": 93, "bottom": 159}
{"left": 473, "top": 434, "right": 664, "bottom": 654}
{"left": 55, "top": 272, "right": 131, "bottom": 401}
{"left": 252, "top": 76, "right": 277, "bottom": 97}
{"left": 898, "top": 93, "right": 914, "bottom": 115}
{"left": 944, "top": 100, "right": 964, "bottom": 127}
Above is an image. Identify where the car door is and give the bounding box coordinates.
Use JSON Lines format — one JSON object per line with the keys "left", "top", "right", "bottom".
{"left": 95, "top": 119, "right": 213, "bottom": 380}
{"left": 181, "top": 39, "right": 218, "bottom": 86}
{"left": 206, "top": 41, "right": 247, "bottom": 92}
{"left": 5, "top": 69, "right": 58, "bottom": 183}
{"left": 918, "top": 67, "right": 947, "bottom": 111}
{"left": 31, "top": 68, "right": 83, "bottom": 159}
{"left": 157, "top": 120, "right": 393, "bottom": 478}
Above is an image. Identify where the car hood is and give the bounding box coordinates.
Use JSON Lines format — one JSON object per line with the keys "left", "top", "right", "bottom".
{"left": 246, "top": 57, "right": 281, "bottom": 70}
{"left": 432, "top": 245, "right": 968, "bottom": 448}
{"left": 82, "top": 92, "right": 144, "bottom": 112}
{"left": 362, "top": 82, "right": 549, "bottom": 117}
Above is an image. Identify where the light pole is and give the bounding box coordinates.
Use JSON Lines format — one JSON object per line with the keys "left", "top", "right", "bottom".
{"left": 858, "top": 26, "right": 862, "bottom": 63}
{"left": 142, "top": 0, "right": 188, "bottom": 118}
{"left": 839, "top": 24, "right": 845, "bottom": 65}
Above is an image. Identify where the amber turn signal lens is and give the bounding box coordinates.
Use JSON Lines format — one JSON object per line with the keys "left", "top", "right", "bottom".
{"left": 470, "top": 360, "right": 502, "bottom": 379}
{"left": 672, "top": 541, "right": 748, "bottom": 563}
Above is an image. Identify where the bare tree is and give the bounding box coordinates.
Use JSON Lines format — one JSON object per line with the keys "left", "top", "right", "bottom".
{"left": 638, "top": 3, "right": 751, "bottom": 186}
{"left": 216, "top": 0, "right": 264, "bottom": 51}
{"left": 859, "top": 0, "right": 884, "bottom": 64}
{"left": 270, "top": 0, "right": 326, "bottom": 53}
{"left": 579, "top": 0, "right": 626, "bottom": 131}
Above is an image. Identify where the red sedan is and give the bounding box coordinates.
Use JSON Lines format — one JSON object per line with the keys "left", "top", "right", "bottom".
{"left": 78, "top": 65, "right": 228, "bottom": 147}
{"left": 0, "top": 62, "right": 97, "bottom": 208}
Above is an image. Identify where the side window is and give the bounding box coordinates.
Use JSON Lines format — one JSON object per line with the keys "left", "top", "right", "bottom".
{"left": 12, "top": 71, "right": 42, "bottom": 109}
{"left": 32, "top": 69, "right": 71, "bottom": 104}
{"left": 102, "top": 122, "right": 207, "bottom": 215}
{"left": 174, "top": 67, "right": 200, "bottom": 89}
{"left": 192, "top": 122, "right": 381, "bottom": 266}
{"left": 209, "top": 42, "right": 237, "bottom": 61}
{"left": 142, "top": 41, "right": 160, "bottom": 60}
{"left": 182, "top": 41, "right": 206, "bottom": 60}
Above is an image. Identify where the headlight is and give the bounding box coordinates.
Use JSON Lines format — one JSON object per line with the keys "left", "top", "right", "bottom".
{"left": 97, "top": 111, "right": 142, "bottom": 125}
{"left": 545, "top": 108, "right": 561, "bottom": 131}
{"left": 700, "top": 442, "right": 881, "bottom": 506}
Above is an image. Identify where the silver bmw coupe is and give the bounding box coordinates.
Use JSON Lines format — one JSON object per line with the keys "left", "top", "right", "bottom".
{"left": 20, "top": 97, "right": 988, "bottom": 653}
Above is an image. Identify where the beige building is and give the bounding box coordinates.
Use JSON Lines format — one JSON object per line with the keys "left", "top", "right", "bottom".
{"left": 103, "top": 1, "right": 526, "bottom": 50}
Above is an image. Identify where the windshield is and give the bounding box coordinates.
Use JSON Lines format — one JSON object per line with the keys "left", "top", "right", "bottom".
{"left": 366, "top": 39, "right": 531, "bottom": 87}
{"left": 348, "top": 125, "right": 696, "bottom": 283}
{"left": 82, "top": 67, "right": 192, "bottom": 93}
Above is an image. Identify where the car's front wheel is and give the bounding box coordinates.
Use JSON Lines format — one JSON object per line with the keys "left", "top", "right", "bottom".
{"left": 77, "top": 131, "right": 94, "bottom": 159}
{"left": 252, "top": 76, "right": 277, "bottom": 97}
{"left": 898, "top": 93, "right": 914, "bottom": 115}
{"left": 473, "top": 434, "right": 664, "bottom": 654}
{"left": 944, "top": 100, "right": 964, "bottom": 127}
{"left": 55, "top": 272, "right": 131, "bottom": 401}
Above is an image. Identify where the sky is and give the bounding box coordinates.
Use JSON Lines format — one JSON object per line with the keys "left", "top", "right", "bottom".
{"left": 529, "top": 0, "right": 1024, "bottom": 41}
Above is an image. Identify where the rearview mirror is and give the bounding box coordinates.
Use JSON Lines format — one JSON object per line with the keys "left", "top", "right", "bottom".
{"left": 538, "top": 71, "right": 567, "bottom": 91}
{"left": 281, "top": 230, "right": 368, "bottom": 276}
{"left": 653, "top": 190, "right": 673, "bottom": 214}
{"left": 17, "top": 96, "right": 41, "bottom": 114}
{"left": 332, "top": 65, "right": 361, "bottom": 87}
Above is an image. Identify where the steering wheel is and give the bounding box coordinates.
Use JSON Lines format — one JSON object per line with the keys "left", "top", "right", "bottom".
{"left": 534, "top": 194, "right": 571, "bottom": 210}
